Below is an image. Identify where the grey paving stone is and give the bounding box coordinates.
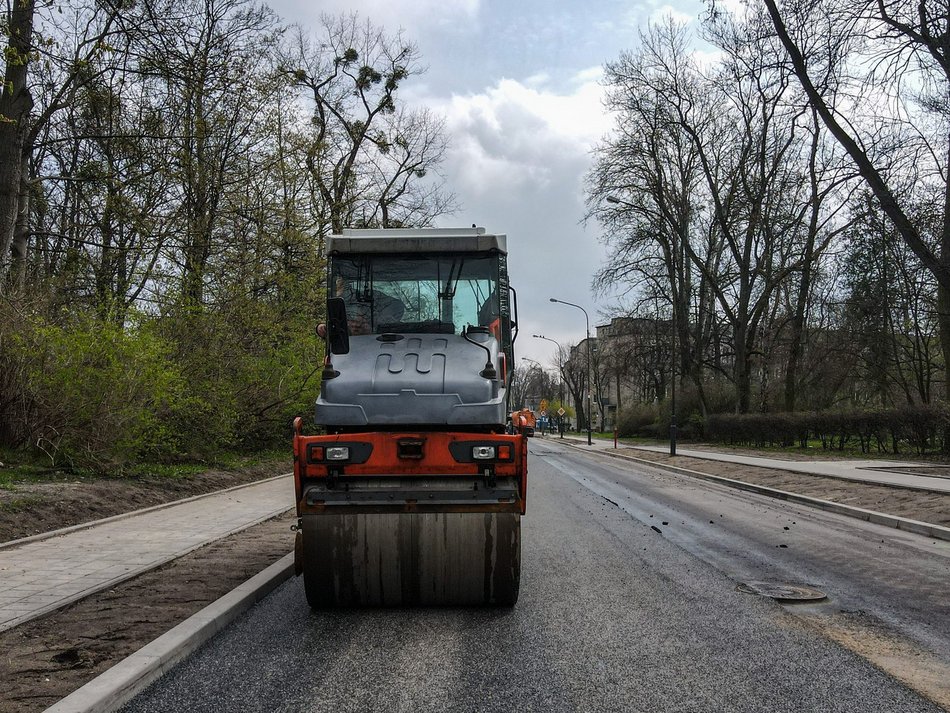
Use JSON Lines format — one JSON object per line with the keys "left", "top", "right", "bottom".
{"left": 0, "top": 474, "right": 293, "bottom": 632}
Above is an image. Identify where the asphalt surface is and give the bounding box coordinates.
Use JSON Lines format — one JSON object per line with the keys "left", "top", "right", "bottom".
{"left": 119, "top": 440, "right": 948, "bottom": 713}
{"left": 546, "top": 441, "right": 950, "bottom": 661}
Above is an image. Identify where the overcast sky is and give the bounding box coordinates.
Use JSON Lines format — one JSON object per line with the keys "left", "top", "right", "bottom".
{"left": 269, "top": 0, "right": 705, "bottom": 367}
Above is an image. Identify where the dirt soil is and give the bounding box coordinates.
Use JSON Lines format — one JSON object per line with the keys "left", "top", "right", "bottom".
{"left": 0, "top": 459, "right": 290, "bottom": 543}
{"left": 0, "top": 512, "right": 295, "bottom": 713}
{"left": 1, "top": 445, "right": 949, "bottom": 713}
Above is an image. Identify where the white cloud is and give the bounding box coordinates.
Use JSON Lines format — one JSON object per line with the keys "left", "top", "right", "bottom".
{"left": 692, "top": 47, "right": 725, "bottom": 69}
{"left": 650, "top": 3, "right": 695, "bottom": 25}
{"left": 620, "top": 0, "right": 701, "bottom": 30}
{"left": 525, "top": 72, "right": 552, "bottom": 88}
{"left": 573, "top": 66, "right": 605, "bottom": 85}
{"left": 712, "top": 0, "right": 748, "bottom": 18}
{"left": 429, "top": 73, "right": 611, "bottom": 197}
{"left": 265, "top": 0, "right": 653, "bottom": 359}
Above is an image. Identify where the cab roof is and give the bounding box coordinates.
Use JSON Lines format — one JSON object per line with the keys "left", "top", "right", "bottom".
{"left": 328, "top": 227, "right": 507, "bottom": 255}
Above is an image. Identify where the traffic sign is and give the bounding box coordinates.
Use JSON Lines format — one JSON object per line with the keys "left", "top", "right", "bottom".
{"left": 557, "top": 407, "right": 566, "bottom": 416}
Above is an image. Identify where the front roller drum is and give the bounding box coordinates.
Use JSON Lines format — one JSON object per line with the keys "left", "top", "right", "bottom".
{"left": 301, "top": 512, "right": 520, "bottom": 607}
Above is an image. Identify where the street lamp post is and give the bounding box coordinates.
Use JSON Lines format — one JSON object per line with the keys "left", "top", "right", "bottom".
{"left": 534, "top": 334, "right": 565, "bottom": 438}
{"left": 549, "top": 298, "right": 592, "bottom": 446}
{"left": 518, "top": 357, "right": 541, "bottom": 409}
{"left": 670, "top": 310, "right": 677, "bottom": 457}
{"left": 520, "top": 356, "right": 541, "bottom": 382}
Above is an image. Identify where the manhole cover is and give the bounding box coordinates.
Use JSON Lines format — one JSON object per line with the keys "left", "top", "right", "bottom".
{"left": 737, "top": 581, "right": 827, "bottom": 602}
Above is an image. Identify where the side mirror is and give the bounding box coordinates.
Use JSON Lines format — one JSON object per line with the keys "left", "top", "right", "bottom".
{"left": 327, "top": 297, "right": 350, "bottom": 355}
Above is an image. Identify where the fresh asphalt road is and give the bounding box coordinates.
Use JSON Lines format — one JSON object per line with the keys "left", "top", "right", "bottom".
{"left": 121, "top": 439, "right": 950, "bottom": 713}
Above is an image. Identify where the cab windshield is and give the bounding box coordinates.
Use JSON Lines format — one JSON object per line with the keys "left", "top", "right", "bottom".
{"left": 330, "top": 254, "right": 502, "bottom": 335}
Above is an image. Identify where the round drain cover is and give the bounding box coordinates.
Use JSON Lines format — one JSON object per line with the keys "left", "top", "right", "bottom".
{"left": 737, "top": 581, "right": 827, "bottom": 602}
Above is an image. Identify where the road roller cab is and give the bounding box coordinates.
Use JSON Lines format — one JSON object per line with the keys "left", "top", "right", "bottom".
{"left": 292, "top": 227, "right": 527, "bottom": 607}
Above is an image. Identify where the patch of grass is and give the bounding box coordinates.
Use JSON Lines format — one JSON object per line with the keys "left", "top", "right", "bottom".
{"left": 588, "top": 433, "right": 949, "bottom": 463}
{"left": 121, "top": 449, "right": 289, "bottom": 480}
{"left": 574, "top": 433, "right": 655, "bottom": 445}
{"left": 695, "top": 439, "right": 896, "bottom": 459}
{"left": 0, "top": 495, "right": 42, "bottom": 512}
{"left": 0, "top": 463, "right": 76, "bottom": 490}
{"left": 213, "top": 449, "right": 289, "bottom": 470}
{"left": 0, "top": 447, "right": 291, "bottom": 486}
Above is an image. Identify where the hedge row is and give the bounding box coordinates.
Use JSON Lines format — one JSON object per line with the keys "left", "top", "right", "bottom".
{"left": 704, "top": 405, "right": 950, "bottom": 455}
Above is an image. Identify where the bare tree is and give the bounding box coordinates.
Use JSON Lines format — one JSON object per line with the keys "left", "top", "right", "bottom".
{"left": 0, "top": 0, "right": 124, "bottom": 290}
{"left": 283, "top": 15, "right": 453, "bottom": 237}
{"left": 590, "top": 20, "right": 718, "bottom": 413}
{"left": 592, "top": 13, "right": 858, "bottom": 414}
{"left": 132, "top": 0, "right": 283, "bottom": 306}
{"left": 32, "top": 54, "right": 181, "bottom": 321}
{"left": 763, "top": 0, "right": 950, "bottom": 398}
{"left": 361, "top": 107, "right": 457, "bottom": 228}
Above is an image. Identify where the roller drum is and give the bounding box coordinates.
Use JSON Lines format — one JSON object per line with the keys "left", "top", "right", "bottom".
{"left": 302, "top": 512, "right": 520, "bottom": 607}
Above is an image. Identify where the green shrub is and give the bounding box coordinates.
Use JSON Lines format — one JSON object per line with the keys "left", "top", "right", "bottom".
{"left": 615, "top": 403, "right": 660, "bottom": 438}
{"left": 4, "top": 309, "right": 184, "bottom": 470}
{"left": 155, "top": 294, "right": 324, "bottom": 455}
{"left": 0, "top": 292, "right": 324, "bottom": 472}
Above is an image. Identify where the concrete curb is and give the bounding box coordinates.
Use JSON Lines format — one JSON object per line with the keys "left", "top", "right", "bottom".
{"left": 0, "top": 472, "right": 292, "bottom": 552}
{"left": 45, "top": 551, "right": 296, "bottom": 713}
{"left": 558, "top": 440, "right": 950, "bottom": 543}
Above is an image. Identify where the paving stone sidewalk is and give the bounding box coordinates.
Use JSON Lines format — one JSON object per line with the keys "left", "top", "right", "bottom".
{"left": 0, "top": 474, "right": 294, "bottom": 632}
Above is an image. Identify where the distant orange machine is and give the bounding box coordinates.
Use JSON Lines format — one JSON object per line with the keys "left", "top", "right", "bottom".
{"left": 511, "top": 408, "right": 536, "bottom": 436}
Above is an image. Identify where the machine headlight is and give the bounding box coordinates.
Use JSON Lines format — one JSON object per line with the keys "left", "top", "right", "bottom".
{"left": 325, "top": 446, "right": 350, "bottom": 461}
{"left": 472, "top": 446, "right": 496, "bottom": 460}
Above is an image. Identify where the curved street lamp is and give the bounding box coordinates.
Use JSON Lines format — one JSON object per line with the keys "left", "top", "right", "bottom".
{"left": 549, "top": 298, "right": 592, "bottom": 446}
{"left": 533, "top": 333, "right": 564, "bottom": 401}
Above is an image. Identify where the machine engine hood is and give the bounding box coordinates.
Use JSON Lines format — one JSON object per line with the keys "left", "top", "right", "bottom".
{"left": 316, "top": 332, "right": 506, "bottom": 427}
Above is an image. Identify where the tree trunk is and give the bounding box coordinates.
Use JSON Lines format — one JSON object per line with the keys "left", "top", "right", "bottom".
{"left": 734, "top": 322, "right": 752, "bottom": 413}
{"left": 784, "top": 255, "right": 814, "bottom": 412}
{"left": 8, "top": 151, "right": 31, "bottom": 290}
{"left": 784, "top": 111, "right": 822, "bottom": 412}
{"left": 0, "top": 0, "right": 36, "bottom": 282}
{"left": 567, "top": 379, "right": 586, "bottom": 433}
{"left": 942, "top": 137, "right": 950, "bottom": 404}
